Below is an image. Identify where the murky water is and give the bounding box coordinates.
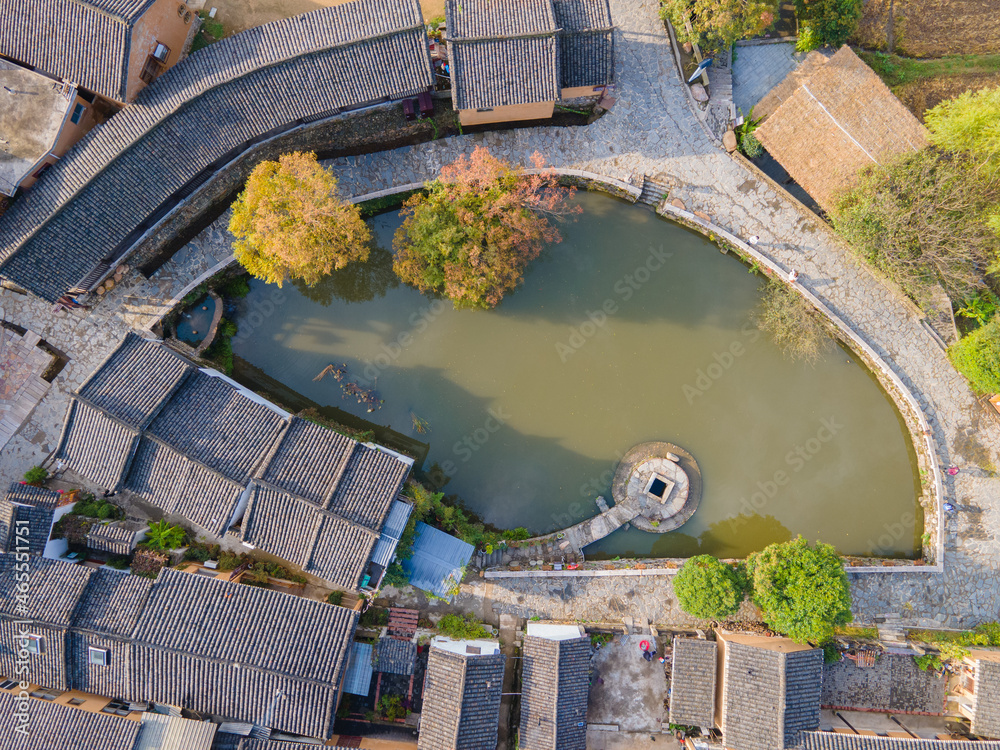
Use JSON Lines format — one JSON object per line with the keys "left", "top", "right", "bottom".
{"left": 231, "top": 192, "right": 922, "bottom": 558}
{"left": 176, "top": 294, "right": 217, "bottom": 346}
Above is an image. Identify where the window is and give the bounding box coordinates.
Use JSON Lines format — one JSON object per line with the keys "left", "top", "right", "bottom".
{"left": 67, "top": 697, "right": 87, "bottom": 706}
{"left": 88, "top": 647, "right": 109, "bottom": 666}
{"left": 101, "top": 698, "right": 131, "bottom": 716}
{"left": 476, "top": 108, "right": 494, "bottom": 113}
{"left": 70, "top": 102, "right": 86, "bottom": 125}
{"left": 30, "top": 687, "right": 61, "bottom": 701}
{"left": 0, "top": 678, "right": 16, "bottom": 690}
{"left": 31, "top": 163, "right": 52, "bottom": 181}
{"left": 23, "top": 634, "right": 44, "bottom": 655}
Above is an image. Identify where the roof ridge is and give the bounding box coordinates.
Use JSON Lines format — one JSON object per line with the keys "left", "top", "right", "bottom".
{"left": 63, "top": 0, "right": 139, "bottom": 23}
{"left": 253, "top": 479, "right": 379, "bottom": 538}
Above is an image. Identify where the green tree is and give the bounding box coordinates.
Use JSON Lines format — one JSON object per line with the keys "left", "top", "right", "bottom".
{"left": 949, "top": 316, "right": 1000, "bottom": 394}
{"left": 229, "top": 151, "right": 371, "bottom": 287}
{"left": 793, "top": 0, "right": 863, "bottom": 50}
{"left": 747, "top": 537, "right": 852, "bottom": 643}
{"left": 661, "top": 0, "right": 779, "bottom": 51}
{"left": 143, "top": 520, "right": 186, "bottom": 551}
{"left": 22, "top": 466, "right": 48, "bottom": 486}
{"left": 832, "top": 149, "right": 1000, "bottom": 303}
{"left": 674, "top": 555, "right": 747, "bottom": 619}
{"left": 392, "top": 147, "right": 578, "bottom": 309}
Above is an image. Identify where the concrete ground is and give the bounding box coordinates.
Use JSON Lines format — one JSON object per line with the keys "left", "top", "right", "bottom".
{"left": 588, "top": 638, "right": 668, "bottom": 733}
{"left": 201, "top": 0, "right": 444, "bottom": 34}
{"left": 586, "top": 730, "right": 682, "bottom": 749}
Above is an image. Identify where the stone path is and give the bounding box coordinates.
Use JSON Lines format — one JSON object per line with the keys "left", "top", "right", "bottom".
{"left": 0, "top": 326, "right": 53, "bottom": 450}
{"left": 732, "top": 41, "right": 804, "bottom": 115}
{"left": 1, "top": 0, "right": 999, "bottom": 630}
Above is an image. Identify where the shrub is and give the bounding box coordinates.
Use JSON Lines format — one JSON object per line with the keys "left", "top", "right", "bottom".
{"left": 793, "top": 0, "right": 863, "bottom": 48}
{"left": 105, "top": 556, "right": 131, "bottom": 570}
{"left": 748, "top": 536, "right": 852, "bottom": 643}
{"left": 382, "top": 562, "right": 410, "bottom": 588}
{"left": 661, "top": 0, "right": 779, "bottom": 50}
{"left": 914, "top": 653, "right": 943, "bottom": 672}
{"left": 131, "top": 549, "right": 167, "bottom": 579}
{"left": 220, "top": 275, "right": 251, "bottom": 299}
{"left": 143, "top": 520, "right": 186, "bottom": 552}
{"left": 740, "top": 131, "right": 763, "bottom": 159}
{"left": 218, "top": 552, "right": 243, "bottom": 571}
{"left": 948, "top": 316, "right": 1000, "bottom": 394}
{"left": 327, "top": 591, "right": 344, "bottom": 606}
{"left": 795, "top": 24, "right": 820, "bottom": 52}
{"left": 674, "top": 555, "right": 748, "bottom": 619}
{"left": 756, "top": 279, "right": 831, "bottom": 364}
{"left": 183, "top": 544, "right": 215, "bottom": 563}
{"left": 22, "top": 466, "right": 48, "bottom": 486}
{"left": 823, "top": 642, "right": 842, "bottom": 663}
{"left": 377, "top": 694, "right": 408, "bottom": 721}
{"left": 359, "top": 606, "right": 390, "bottom": 628}
{"left": 438, "top": 613, "right": 490, "bottom": 640}
{"left": 52, "top": 515, "right": 92, "bottom": 544}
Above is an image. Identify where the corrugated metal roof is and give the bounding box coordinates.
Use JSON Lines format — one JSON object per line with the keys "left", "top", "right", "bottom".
{"left": 401, "top": 522, "right": 473, "bottom": 600}
{"left": 343, "top": 641, "right": 374, "bottom": 696}
{"left": 371, "top": 499, "right": 413, "bottom": 567}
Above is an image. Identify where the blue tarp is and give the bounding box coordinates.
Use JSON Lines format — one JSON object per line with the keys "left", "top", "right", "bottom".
{"left": 401, "top": 522, "right": 474, "bottom": 600}
{"left": 343, "top": 642, "right": 374, "bottom": 697}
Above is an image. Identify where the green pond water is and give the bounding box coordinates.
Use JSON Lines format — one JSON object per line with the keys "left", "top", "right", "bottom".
{"left": 230, "top": 192, "right": 922, "bottom": 558}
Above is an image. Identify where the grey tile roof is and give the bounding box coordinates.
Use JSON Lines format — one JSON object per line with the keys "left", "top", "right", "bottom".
{"left": 448, "top": 36, "right": 560, "bottom": 110}
{"left": 56, "top": 400, "right": 141, "bottom": 490}
{"left": 0, "top": 483, "right": 62, "bottom": 555}
{"left": 558, "top": 27, "right": 614, "bottom": 89}
{"left": 148, "top": 372, "right": 286, "bottom": 485}
{"left": 519, "top": 635, "right": 590, "bottom": 750}
{"left": 86, "top": 520, "right": 146, "bottom": 555}
{"left": 233, "top": 742, "right": 361, "bottom": 750}
{"left": 821, "top": 652, "right": 946, "bottom": 714}
{"left": 419, "top": 645, "right": 506, "bottom": 750}
{"left": 974, "top": 659, "right": 1000, "bottom": 738}
{"left": 669, "top": 637, "right": 717, "bottom": 728}
{"left": 448, "top": 0, "right": 557, "bottom": 37}
{"left": 72, "top": 567, "right": 154, "bottom": 637}
{"left": 375, "top": 636, "right": 417, "bottom": 675}
{"left": 722, "top": 640, "right": 823, "bottom": 750}
{"left": 124, "top": 437, "right": 247, "bottom": 537}
{"left": 0, "top": 0, "right": 434, "bottom": 302}
{"left": 0, "top": 689, "right": 141, "bottom": 750}
{"left": 78, "top": 333, "right": 193, "bottom": 429}
{"left": 257, "top": 417, "right": 356, "bottom": 504}
{"left": 130, "top": 567, "right": 359, "bottom": 738}
{"left": 325, "top": 444, "right": 409, "bottom": 529}
{"left": 240, "top": 484, "right": 377, "bottom": 590}
{"left": 551, "top": 0, "right": 612, "bottom": 30}
{"left": 0, "top": 0, "right": 156, "bottom": 103}
{"left": 800, "top": 732, "right": 1000, "bottom": 750}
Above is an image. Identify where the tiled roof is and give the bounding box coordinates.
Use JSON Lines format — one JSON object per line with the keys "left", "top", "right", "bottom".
{"left": 0, "top": 0, "right": 156, "bottom": 103}
{"left": 551, "top": 0, "right": 612, "bottom": 30}
{"left": 0, "top": 483, "right": 62, "bottom": 554}
{"left": 258, "top": 417, "right": 356, "bottom": 504}
{"left": 419, "top": 644, "right": 506, "bottom": 750}
{"left": 148, "top": 372, "right": 286, "bottom": 485}
{"left": 800, "top": 732, "right": 1000, "bottom": 750}
{"left": 124, "top": 437, "right": 246, "bottom": 537}
{"left": 722, "top": 640, "right": 823, "bottom": 750}
{"left": 240, "top": 484, "right": 377, "bottom": 590}
{"left": 552, "top": 0, "right": 614, "bottom": 89}
{"left": 0, "top": 554, "right": 93, "bottom": 625}
{"left": 448, "top": 36, "right": 560, "bottom": 110}
{"left": 974, "top": 659, "right": 1000, "bottom": 738}
{"left": 55, "top": 400, "right": 140, "bottom": 490}
{"left": 85, "top": 520, "right": 146, "bottom": 555}
{"left": 131, "top": 568, "right": 358, "bottom": 738}
{"left": 78, "top": 333, "right": 192, "bottom": 429}
{"left": 448, "top": 0, "right": 557, "bottom": 37}
{"left": 0, "top": 0, "right": 434, "bottom": 302}
{"left": 669, "top": 637, "right": 717, "bottom": 728}
{"left": 375, "top": 636, "right": 417, "bottom": 675}
{"left": 519, "top": 635, "right": 590, "bottom": 750}
{"left": 72, "top": 567, "right": 154, "bottom": 637}
{"left": 325, "top": 444, "right": 409, "bottom": 528}
{"left": 134, "top": 713, "right": 217, "bottom": 750}
{"left": 0, "top": 689, "right": 141, "bottom": 750}
{"left": 821, "top": 652, "right": 946, "bottom": 713}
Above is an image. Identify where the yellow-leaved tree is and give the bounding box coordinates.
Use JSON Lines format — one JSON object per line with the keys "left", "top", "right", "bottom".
{"left": 229, "top": 151, "right": 371, "bottom": 287}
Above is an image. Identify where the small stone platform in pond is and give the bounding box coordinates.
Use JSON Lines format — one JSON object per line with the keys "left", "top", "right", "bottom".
{"left": 612, "top": 441, "right": 702, "bottom": 533}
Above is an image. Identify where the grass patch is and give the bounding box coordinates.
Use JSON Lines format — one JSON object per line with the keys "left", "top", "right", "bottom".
{"left": 191, "top": 11, "right": 225, "bottom": 54}
{"left": 833, "top": 624, "right": 879, "bottom": 639}
{"left": 859, "top": 51, "right": 1000, "bottom": 88}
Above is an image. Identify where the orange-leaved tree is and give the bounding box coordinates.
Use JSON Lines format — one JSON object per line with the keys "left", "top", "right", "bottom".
{"left": 229, "top": 151, "right": 371, "bottom": 287}
{"left": 392, "top": 147, "right": 579, "bottom": 309}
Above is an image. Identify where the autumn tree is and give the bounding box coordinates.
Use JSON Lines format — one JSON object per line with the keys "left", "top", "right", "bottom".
{"left": 392, "top": 147, "right": 579, "bottom": 309}
{"left": 229, "top": 152, "right": 371, "bottom": 287}
{"left": 661, "top": 0, "right": 779, "bottom": 51}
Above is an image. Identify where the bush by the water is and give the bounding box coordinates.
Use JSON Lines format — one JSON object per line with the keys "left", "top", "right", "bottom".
{"left": 756, "top": 279, "right": 831, "bottom": 364}
{"left": 674, "top": 555, "right": 748, "bottom": 619}
{"left": 949, "top": 314, "right": 1000, "bottom": 394}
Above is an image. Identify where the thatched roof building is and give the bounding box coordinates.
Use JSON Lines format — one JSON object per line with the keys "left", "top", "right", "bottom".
{"left": 753, "top": 46, "right": 928, "bottom": 212}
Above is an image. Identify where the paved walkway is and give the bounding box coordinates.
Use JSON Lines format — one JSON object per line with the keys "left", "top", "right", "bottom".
{"left": 0, "top": 325, "right": 52, "bottom": 450}
{"left": 1, "top": 0, "right": 999, "bottom": 630}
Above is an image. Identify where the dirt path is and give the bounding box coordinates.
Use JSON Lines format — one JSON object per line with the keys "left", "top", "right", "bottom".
{"left": 205, "top": 0, "right": 444, "bottom": 34}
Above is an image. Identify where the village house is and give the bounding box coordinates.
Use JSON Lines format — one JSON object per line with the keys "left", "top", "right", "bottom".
{"left": 0, "top": 554, "right": 360, "bottom": 740}
{"left": 0, "top": 0, "right": 196, "bottom": 108}
{"left": 753, "top": 46, "right": 928, "bottom": 213}
{"left": 52, "top": 333, "right": 414, "bottom": 594}
{"left": 444, "top": 0, "right": 614, "bottom": 126}
{"left": 952, "top": 650, "right": 1000, "bottom": 739}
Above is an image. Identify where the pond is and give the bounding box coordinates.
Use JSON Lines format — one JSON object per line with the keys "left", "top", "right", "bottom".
{"left": 230, "top": 192, "right": 922, "bottom": 558}
{"left": 175, "top": 294, "right": 218, "bottom": 347}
